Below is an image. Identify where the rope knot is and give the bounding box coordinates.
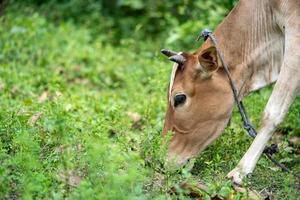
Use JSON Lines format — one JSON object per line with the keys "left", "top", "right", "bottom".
{"left": 263, "top": 144, "right": 279, "bottom": 155}
{"left": 196, "top": 28, "right": 212, "bottom": 41}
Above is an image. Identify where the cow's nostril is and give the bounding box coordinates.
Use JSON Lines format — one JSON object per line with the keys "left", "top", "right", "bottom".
{"left": 174, "top": 94, "right": 186, "bottom": 107}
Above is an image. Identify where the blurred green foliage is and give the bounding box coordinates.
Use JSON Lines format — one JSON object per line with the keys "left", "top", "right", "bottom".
{"left": 9, "top": 0, "right": 237, "bottom": 47}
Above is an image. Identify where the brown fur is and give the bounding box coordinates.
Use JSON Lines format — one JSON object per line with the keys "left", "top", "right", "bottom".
{"left": 162, "top": 0, "right": 300, "bottom": 166}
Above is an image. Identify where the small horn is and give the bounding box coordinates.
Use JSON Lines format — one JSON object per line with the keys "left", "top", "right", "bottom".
{"left": 169, "top": 54, "right": 186, "bottom": 65}
{"left": 161, "top": 49, "right": 178, "bottom": 57}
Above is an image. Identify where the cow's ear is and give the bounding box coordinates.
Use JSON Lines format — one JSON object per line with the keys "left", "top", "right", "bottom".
{"left": 198, "top": 47, "right": 218, "bottom": 75}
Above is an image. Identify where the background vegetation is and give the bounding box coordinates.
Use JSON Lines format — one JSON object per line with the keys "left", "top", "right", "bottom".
{"left": 0, "top": 0, "right": 299, "bottom": 199}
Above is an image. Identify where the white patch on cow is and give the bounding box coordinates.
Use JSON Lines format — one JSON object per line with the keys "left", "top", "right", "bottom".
{"left": 168, "top": 52, "right": 183, "bottom": 102}
{"left": 169, "top": 63, "right": 179, "bottom": 101}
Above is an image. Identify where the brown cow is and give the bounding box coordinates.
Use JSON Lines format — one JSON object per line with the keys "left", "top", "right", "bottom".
{"left": 161, "top": 0, "right": 300, "bottom": 184}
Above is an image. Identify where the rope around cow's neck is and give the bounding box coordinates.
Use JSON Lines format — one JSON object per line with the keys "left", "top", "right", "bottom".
{"left": 197, "top": 29, "right": 300, "bottom": 180}
{"left": 198, "top": 29, "right": 257, "bottom": 138}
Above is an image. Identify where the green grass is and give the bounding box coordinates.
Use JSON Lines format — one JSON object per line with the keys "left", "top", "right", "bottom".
{"left": 0, "top": 7, "right": 299, "bottom": 200}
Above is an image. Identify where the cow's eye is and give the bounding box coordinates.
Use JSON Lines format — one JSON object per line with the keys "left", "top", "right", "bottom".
{"left": 173, "top": 94, "right": 186, "bottom": 107}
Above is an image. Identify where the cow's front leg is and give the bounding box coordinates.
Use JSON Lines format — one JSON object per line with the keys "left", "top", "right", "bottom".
{"left": 227, "top": 123, "right": 275, "bottom": 185}
{"left": 227, "top": 64, "right": 300, "bottom": 184}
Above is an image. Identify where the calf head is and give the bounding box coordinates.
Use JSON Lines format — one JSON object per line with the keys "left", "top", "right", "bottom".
{"left": 161, "top": 46, "right": 234, "bottom": 166}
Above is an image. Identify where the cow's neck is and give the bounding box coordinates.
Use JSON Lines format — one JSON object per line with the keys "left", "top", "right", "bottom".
{"left": 211, "top": 0, "right": 284, "bottom": 98}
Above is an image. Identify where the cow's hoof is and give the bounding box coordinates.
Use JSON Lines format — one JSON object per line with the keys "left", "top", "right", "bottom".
{"left": 227, "top": 167, "right": 244, "bottom": 185}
